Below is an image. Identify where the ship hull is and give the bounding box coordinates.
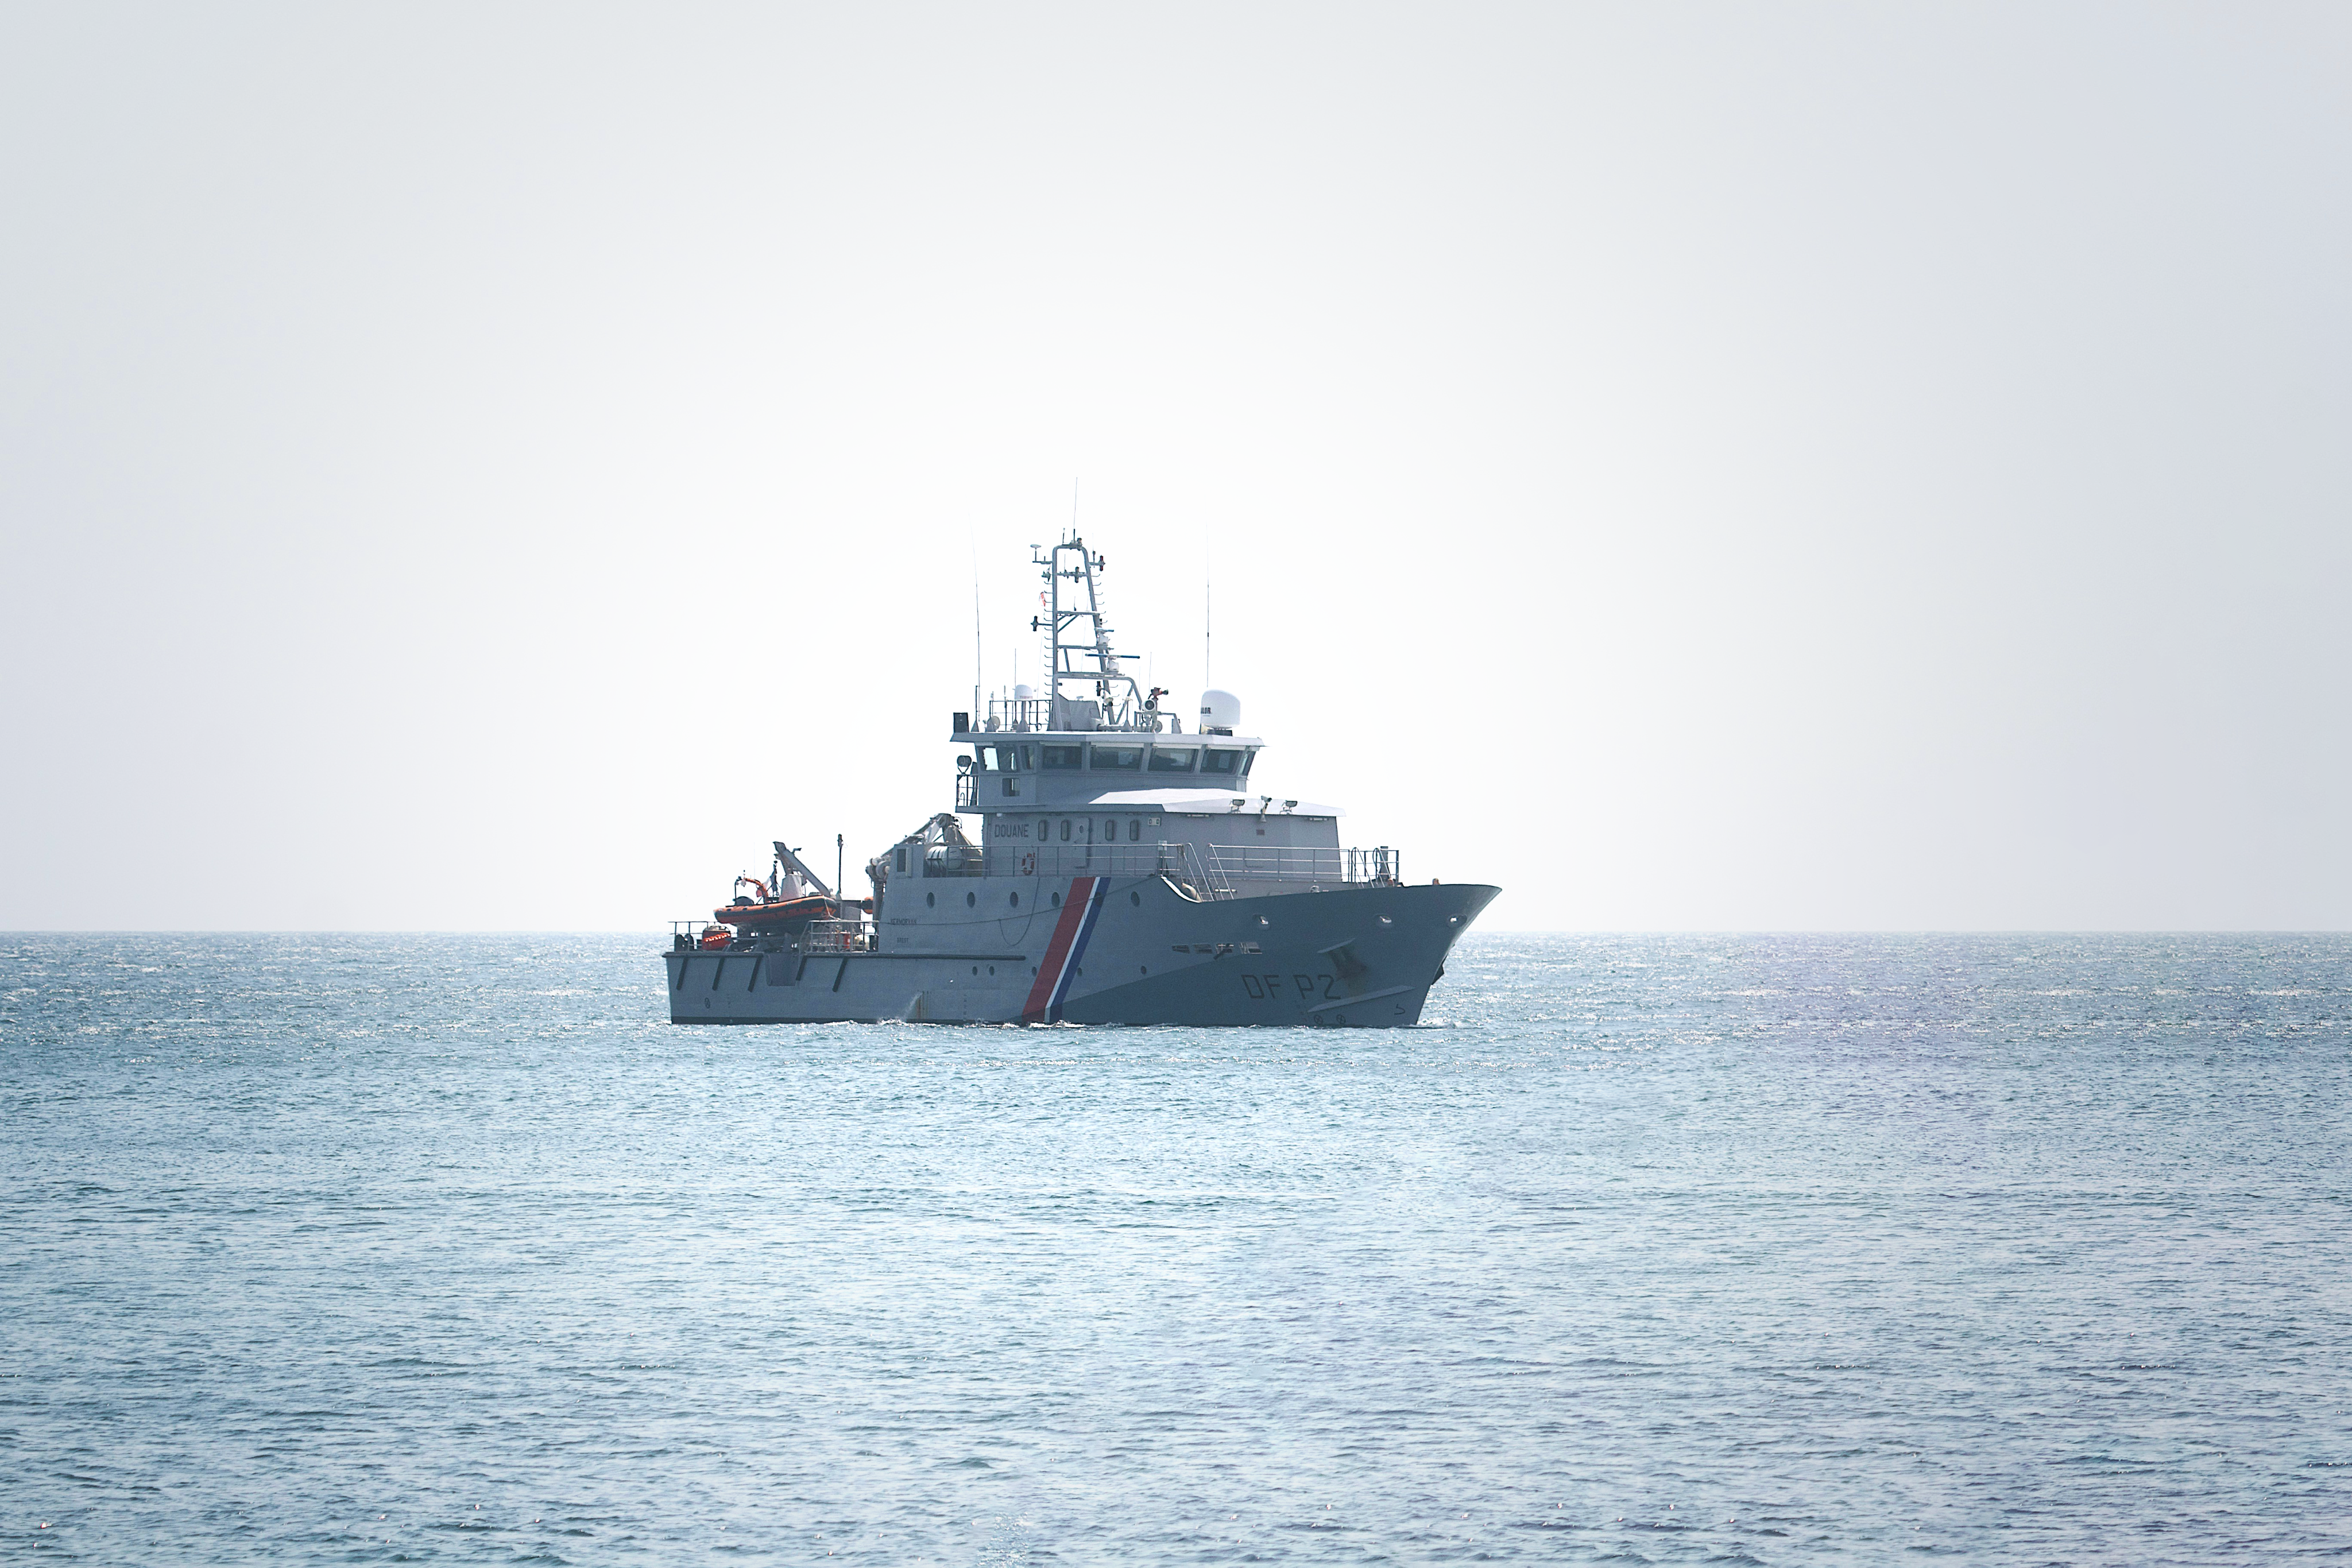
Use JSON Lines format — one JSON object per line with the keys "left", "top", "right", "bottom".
{"left": 663, "top": 878, "right": 1498, "bottom": 1027}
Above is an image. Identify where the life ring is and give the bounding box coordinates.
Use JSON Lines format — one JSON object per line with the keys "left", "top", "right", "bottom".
{"left": 1019, "top": 852, "right": 1035, "bottom": 876}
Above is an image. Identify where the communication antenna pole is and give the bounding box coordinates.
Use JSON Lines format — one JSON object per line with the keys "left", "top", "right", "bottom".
{"left": 970, "top": 535, "right": 982, "bottom": 721}
{"left": 836, "top": 834, "right": 844, "bottom": 912}
{"left": 1205, "top": 574, "right": 1212, "bottom": 692}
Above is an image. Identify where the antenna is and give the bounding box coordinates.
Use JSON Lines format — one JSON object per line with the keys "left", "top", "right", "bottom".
{"left": 970, "top": 534, "right": 982, "bottom": 722}
{"left": 1205, "top": 571, "right": 1212, "bottom": 692}
{"left": 1033, "top": 532, "right": 1142, "bottom": 727}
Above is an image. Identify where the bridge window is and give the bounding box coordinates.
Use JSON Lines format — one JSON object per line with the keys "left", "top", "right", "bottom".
{"left": 1201, "top": 749, "right": 1243, "bottom": 776}
{"left": 1090, "top": 744, "right": 1144, "bottom": 771}
{"left": 1001, "top": 777, "right": 1020, "bottom": 797}
{"left": 1147, "top": 747, "right": 1197, "bottom": 772}
{"left": 1040, "top": 745, "right": 1082, "bottom": 770}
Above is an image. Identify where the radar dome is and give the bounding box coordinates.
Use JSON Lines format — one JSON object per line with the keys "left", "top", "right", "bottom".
{"left": 1198, "top": 690, "right": 1240, "bottom": 733}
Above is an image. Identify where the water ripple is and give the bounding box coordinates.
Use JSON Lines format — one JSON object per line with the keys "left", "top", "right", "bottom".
{"left": 2, "top": 932, "right": 2348, "bottom": 1561}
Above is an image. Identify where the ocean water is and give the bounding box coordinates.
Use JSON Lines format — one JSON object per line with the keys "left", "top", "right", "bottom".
{"left": 3, "top": 932, "right": 2349, "bottom": 1564}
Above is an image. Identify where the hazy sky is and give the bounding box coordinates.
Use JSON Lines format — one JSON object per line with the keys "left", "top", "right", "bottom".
{"left": 3, "top": 3, "right": 2346, "bottom": 931}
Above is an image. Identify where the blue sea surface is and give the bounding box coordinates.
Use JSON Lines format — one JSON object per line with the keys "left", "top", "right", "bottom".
{"left": 3, "top": 932, "right": 2349, "bottom": 1563}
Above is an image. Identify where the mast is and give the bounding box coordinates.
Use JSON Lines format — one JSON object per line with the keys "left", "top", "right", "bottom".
{"left": 1031, "top": 532, "right": 1140, "bottom": 729}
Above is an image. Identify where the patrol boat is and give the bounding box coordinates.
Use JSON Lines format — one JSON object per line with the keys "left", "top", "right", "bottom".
{"left": 663, "top": 534, "right": 1498, "bottom": 1025}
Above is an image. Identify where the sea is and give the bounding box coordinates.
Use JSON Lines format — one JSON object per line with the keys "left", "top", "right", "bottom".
{"left": 3, "top": 932, "right": 2348, "bottom": 1563}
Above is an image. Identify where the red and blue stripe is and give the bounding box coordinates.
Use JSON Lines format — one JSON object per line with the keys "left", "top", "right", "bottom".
{"left": 1020, "top": 877, "right": 1107, "bottom": 1023}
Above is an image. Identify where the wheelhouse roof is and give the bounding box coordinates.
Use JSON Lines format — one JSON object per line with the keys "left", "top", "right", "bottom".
{"left": 1024, "top": 788, "right": 1342, "bottom": 817}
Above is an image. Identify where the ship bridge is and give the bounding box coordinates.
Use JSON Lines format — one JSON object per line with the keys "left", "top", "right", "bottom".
{"left": 952, "top": 731, "right": 1262, "bottom": 808}
{"left": 916, "top": 532, "right": 1397, "bottom": 903}
{"left": 951, "top": 535, "right": 1268, "bottom": 804}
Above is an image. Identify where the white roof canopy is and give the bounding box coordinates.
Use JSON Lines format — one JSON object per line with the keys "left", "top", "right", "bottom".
{"left": 1063, "top": 788, "right": 1344, "bottom": 817}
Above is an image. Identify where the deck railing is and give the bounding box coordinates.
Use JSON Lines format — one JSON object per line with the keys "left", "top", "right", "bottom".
{"left": 1201, "top": 845, "right": 1402, "bottom": 891}
{"left": 669, "top": 917, "right": 875, "bottom": 954}
{"left": 970, "top": 840, "right": 1212, "bottom": 885}
{"left": 975, "top": 695, "right": 1185, "bottom": 735}
{"left": 941, "top": 841, "right": 1402, "bottom": 899}
{"left": 798, "top": 919, "right": 874, "bottom": 954}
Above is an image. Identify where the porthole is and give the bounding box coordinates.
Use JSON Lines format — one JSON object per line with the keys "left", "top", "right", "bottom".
{"left": 1052, "top": 892, "right": 1062, "bottom": 907}
{"left": 966, "top": 891, "right": 976, "bottom": 908}
{"left": 1130, "top": 891, "right": 1141, "bottom": 907}
{"left": 926, "top": 892, "right": 935, "bottom": 908}
{"left": 1009, "top": 891, "right": 1020, "bottom": 907}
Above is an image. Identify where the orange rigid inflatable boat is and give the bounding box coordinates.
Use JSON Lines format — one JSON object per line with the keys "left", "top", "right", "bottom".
{"left": 711, "top": 870, "right": 870, "bottom": 934}
{"left": 712, "top": 892, "right": 838, "bottom": 932}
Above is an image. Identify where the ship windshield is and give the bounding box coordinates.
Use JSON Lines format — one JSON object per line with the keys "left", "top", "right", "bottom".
{"left": 1201, "top": 748, "right": 1243, "bottom": 776}
{"left": 1040, "top": 745, "right": 1083, "bottom": 771}
{"left": 1090, "top": 745, "right": 1144, "bottom": 772}
{"left": 1147, "top": 747, "right": 1197, "bottom": 772}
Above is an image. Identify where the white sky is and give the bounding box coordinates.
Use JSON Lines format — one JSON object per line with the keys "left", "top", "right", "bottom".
{"left": 3, "top": 3, "right": 2347, "bottom": 931}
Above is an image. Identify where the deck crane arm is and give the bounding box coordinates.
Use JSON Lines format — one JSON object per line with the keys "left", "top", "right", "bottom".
{"left": 771, "top": 840, "right": 834, "bottom": 900}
